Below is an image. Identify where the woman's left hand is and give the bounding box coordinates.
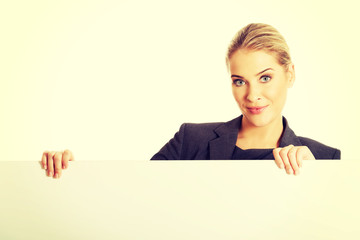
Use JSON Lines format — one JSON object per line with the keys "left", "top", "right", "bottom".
{"left": 41, "top": 150, "right": 74, "bottom": 178}
{"left": 273, "top": 145, "right": 315, "bottom": 175}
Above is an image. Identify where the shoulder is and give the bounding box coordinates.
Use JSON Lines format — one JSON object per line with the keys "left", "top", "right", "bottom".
{"left": 151, "top": 116, "right": 241, "bottom": 160}
{"left": 151, "top": 121, "right": 226, "bottom": 160}
{"left": 179, "top": 121, "right": 223, "bottom": 139}
{"left": 281, "top": 117, "right": 341, "bottom": 159}
{"left": 177, "top": 122, "right": 223, "bottom": 152}
{"left": 298, "top": 136, "right": 341, "bottom": 159}
{"left": 179, "top": 116, "right": 242, "bottom": 139}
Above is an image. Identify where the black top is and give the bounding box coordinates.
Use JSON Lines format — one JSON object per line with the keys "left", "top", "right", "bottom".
{"left": 151, "top": 115, "right": 341, "bottom": 160}
{"left": 232, "top": 147, "right": 274, "bottom": 160}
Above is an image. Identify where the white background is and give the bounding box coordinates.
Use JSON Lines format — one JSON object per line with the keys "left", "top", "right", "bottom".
{"left": 1, "top": 0, "right": 359, "bottom": 160}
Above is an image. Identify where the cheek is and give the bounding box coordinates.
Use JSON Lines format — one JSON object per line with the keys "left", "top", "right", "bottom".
{"left": 232, "top": 88, "right": 244, "bottom": 103}
{"left": 266, "top": 84, "right": 288, "bottom": 105}
{"left": 266, "top": 88, "right": 280, "bottom": 100}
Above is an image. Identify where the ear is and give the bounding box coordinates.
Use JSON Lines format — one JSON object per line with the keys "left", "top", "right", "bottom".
{"left": 287, "top": 63, "right": 295, "bottom": 88}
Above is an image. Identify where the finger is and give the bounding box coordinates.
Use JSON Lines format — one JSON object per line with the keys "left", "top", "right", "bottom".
{"left": 66, "top": 149, "right": 74, "bottom": 162}
{"left": 303, "top": 146, "right": 315, "bottom": 160}
{"left": 297, "top": 146, "right": 315, "bottom": 166}
{"left": 273, "top": 148, "right": 284, "bottom": 169}
{"left": 288, "top": 146, "right": 300, "bottom": 175}
{"left": 62, "top": 150, "right": 72, "bottom": 169}
{"left": 41, "top": 152, "right": 48, "bottom": 170}
{"left": 53, "top": 152, "right": 63, "bottom": 178}
{"left": 279, "top": 145, "right": 293, "bottom": 175}
{"left": 47, "top": 152, "right": 55, "bottom": 177}
{"left": 296, "top": 148, "right": 305, "bottom": 168}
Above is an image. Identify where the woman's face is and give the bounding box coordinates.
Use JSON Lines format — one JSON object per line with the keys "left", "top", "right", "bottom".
{"left": 229, "top": 49, "right": 295, "bottom": 128}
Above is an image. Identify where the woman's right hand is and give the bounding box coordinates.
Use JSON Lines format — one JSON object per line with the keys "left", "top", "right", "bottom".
{"left": 41, "top": 150, "right": 74, "bottom": 178}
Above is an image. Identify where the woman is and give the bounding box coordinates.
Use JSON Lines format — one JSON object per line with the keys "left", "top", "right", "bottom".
{"left": 41, "top": 23, "right": 340, "bottom": 178}
{"left": 150, "top": 23, "right": 340, "bottom": 168}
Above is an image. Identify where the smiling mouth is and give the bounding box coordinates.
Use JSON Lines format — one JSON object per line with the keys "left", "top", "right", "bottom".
{"left": 247, "top": 106, "right": 268, "bottom": 114}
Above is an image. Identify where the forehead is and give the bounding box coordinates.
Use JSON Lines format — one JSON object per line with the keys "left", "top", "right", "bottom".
{"left": 229, "top": 49, "right": 282, "bottom": 75}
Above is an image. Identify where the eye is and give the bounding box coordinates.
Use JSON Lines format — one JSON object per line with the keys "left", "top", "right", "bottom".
{"left": 233, "top": 79, "right": 245, "bottom": 87}
{"left": 260, "top": 75, "right": 271, "bottom": 83}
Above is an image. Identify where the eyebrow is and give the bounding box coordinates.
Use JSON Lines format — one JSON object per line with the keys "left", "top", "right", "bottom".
{"left": 231, "top": 68, "right": 274, "bottom": 79}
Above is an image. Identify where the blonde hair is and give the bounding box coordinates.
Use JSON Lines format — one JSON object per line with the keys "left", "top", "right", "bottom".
{"left": 226, "top": 23, "right": 292, "bottom": 69}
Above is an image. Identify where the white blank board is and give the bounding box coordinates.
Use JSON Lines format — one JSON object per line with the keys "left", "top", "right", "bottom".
{"left": 0, "top": 160, "right": 359, "bottom": 240}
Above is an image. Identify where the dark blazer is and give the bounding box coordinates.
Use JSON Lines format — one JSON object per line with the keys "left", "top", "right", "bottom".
{"left": 151, "top": 115, "right": 341, "bottom": 160}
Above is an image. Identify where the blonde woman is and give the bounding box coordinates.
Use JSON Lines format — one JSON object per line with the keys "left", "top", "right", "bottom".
{"left": 150, "top": 24, "right": 340, "bottom": 167}
{"left": 41, "top": 23, "right": 340, "bottom": 178}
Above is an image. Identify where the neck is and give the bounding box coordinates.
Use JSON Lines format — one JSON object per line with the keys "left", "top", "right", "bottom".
{"left": 237, "top": 115, "right": 284, "bottom": 149}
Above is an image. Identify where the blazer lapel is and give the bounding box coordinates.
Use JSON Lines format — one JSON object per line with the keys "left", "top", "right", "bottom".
{"left": 209, "top": 116, "right": 241, "bottom": 159}
{"left": 208, "top": 116, "right": 302, "bottom": 159}
{"left": 278, "top": 117, "right": 303, "bottom": 147}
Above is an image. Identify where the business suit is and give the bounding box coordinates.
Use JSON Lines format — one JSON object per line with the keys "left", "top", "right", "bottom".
{"left": 151, "top": 115, "right": 341, "bottom": 160}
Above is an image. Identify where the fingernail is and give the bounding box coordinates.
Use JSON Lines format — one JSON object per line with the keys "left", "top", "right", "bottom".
{"left": 54, "top": 173, "right": 58, "bottom": 178}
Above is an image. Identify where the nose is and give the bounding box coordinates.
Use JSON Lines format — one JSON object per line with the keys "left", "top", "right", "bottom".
{"left": 246, "top": 85, "right": 261, "bottom": 102}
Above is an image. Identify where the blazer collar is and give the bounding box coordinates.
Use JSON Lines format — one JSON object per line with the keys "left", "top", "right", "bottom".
{"left": 278, "top": 117, "right": 302, "bottom": 147}
{"left": 209, "top": 116, "right": 241, "bottom": 159}
{"left": 208, "top": 115, "right": 301, "bottom": 159}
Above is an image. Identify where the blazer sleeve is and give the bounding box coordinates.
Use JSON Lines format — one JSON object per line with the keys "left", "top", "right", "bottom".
{"left": 150, "top": 124, "right": 186, "bottom": 160}
{"left": 332, "top": 149, "right": 341, "bottom": 159}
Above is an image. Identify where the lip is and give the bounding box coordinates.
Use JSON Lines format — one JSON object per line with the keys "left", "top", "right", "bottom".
{"left": 246, "top": 105, "right": 268, "bottom": 114}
